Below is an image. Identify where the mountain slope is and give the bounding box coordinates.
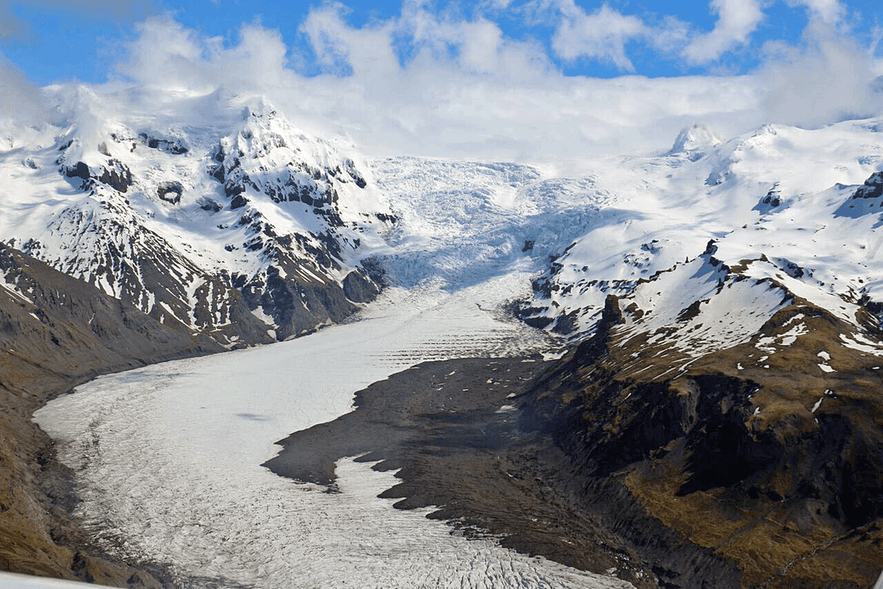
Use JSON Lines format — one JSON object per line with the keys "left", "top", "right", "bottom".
{"left": 523, "top": 289, "right": 883, "bottom": 587}
{"left": 520, "top": 119, "right": 883, "bottom": 337}
{"left": 505, "top": 119, "right": 883, "bottom": 587}
{"left": 0, "top": 95, "right": 391, "bottom": 344}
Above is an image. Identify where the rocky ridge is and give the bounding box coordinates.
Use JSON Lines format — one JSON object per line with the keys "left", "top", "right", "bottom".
{"left": 520, "top": 249, "right": 883, "bottom": 586}
{"left": 1, "top": 98, "right": 392, "bottom": 345}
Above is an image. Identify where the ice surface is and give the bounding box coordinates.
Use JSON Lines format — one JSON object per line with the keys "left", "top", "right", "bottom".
{"left": 370, "top": 156, "right": 615, "bottom": 289}
{"left": 757, "top": 322, "right": 809, "bottom": 353}
{"left": 840, "top": 333, "right": 883, "bottom": 356}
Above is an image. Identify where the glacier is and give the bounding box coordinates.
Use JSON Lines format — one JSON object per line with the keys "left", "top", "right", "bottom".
{"left": 33, "top": 277, "right": 630, "bottom": 589}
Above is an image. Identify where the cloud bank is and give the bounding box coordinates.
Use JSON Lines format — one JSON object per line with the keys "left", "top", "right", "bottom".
{"left": 103, "top": 8, "right": 760, "bottom": 169}
{"left": 3, "top": 0, "right": 883, "bottom": 173}
{"left": 0, "top": 53, "right": 47, "bottom": 124}
{"left": 684, "top": 0, "right": 765, "bottom": 64}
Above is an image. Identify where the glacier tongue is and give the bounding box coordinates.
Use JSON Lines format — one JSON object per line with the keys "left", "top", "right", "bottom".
{"left": 33, "top": 276, "right": 632, "bottom": 589}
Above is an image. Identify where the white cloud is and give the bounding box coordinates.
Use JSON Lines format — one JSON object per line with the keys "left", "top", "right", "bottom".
{"left": 548, "top": 2, "right": 646, "bottom": 71}
{"left": 683, "top": 0, "right": 765, "bottom": 64}
{"left": 523, "top": 0, "right": 690, "bottom": 72}
{"left": 0, "top": 53, "right": 48, "bottom": 123}
{"left": 478, "top": 0, "right": 513, "bottom": 10}
{"left": 301, "top": 3, "right": 399, "bottom": 77}
{"left": 113, "top": 15, "right": 297, "bottom": 96}
{"left": 758, "top": 26, "right": 882, "bottom": 127}
{"left": 27, "top": 4, "right": 883, "bottom": 174}
{"left": 402, "top": 4, "right": 552, "bottom": 76}
{"left": 116, "top": 17, "right": 205, "bottom": 88}
{"left": 645, "top": 15, "right": 692, "bottom": 54}
{"left": 103, "top": 13, "right": 761, "bottom": 171}
{"left": 785, "top": 0, "right": 845, "bottom": 25}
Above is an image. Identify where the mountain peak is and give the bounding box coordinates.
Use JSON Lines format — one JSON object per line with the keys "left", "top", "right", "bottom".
{"left": 244, "top": 97, "right": 279, "bottom": 121}
{"left": 668, "top": 123, "right": 722, "bottom": 155}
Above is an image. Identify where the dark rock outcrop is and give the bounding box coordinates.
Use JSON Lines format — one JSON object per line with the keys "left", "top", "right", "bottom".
{"left": 97, "top": 160, "right": 133, "bottom": 193}
{"left": 62, "top": 160, "right": 132, "bottom": 193}
{"left": 156, "top": 181, "right": 183, "bottom": 204}
{"left": 852, "top": 172, "right": 883, "bottom": 199}
{"left": 138, "top": 133, "right": 188, "bottom": 155}
{"left": 230, "top": 193, "right": 248, "bottom": 209}
{"left": 238, "top": 265, "right": 361, "bottom": 339}
{"left": 341, "top": 268, "right": 381, "bottom": 304}
{"left": 63, "top": 161, "right": 90, "bottom": 181}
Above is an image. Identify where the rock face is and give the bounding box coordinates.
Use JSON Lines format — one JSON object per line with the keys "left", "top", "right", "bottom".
{"left": 0, "top": 243, "right": 221, "bottom": 586}
{"left": 852, "top": 171, "right": 883, "bottom": 199}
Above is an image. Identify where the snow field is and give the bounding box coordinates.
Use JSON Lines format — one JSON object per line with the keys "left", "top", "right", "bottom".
{"left": 526, "top": 116, "right": 883, "bottom": 336}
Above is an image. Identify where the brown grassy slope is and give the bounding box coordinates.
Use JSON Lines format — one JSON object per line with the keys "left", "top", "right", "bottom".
{"left": 533, "top": 293, "right": 883, "bottom": 588}
{"left": 0, "top": 243, "right": 222, "bottom": 586}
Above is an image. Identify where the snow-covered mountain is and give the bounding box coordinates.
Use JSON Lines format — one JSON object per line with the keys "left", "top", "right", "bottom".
{"left": 502, "top": 119, "right": 883, "bottom": 587}
{"left": 8, "top": 89, "right": 882, "bottom": 355}
{"left": 359, "top": 116, "right": 883, "bottom": 365}
{"left": 0, "top": 94, "right": 393, "bottom": 345}
{"left": 360, "top": 119, "right": 883, "bottom": 586}
{"left": 520, "top": 118, "right": 883, "bottom": 340}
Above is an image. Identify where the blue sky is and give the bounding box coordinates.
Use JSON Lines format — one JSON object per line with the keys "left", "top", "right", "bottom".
{"left": 1, "top": 0, "right": 880, "bottom": 85}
